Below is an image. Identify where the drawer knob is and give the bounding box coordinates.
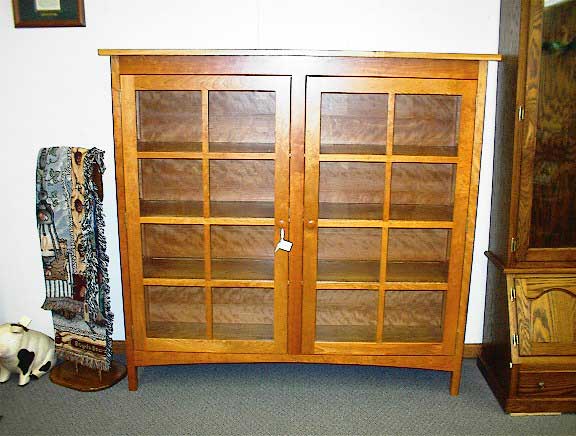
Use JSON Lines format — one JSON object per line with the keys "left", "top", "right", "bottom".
{"left": 306, "top": 219, "right": 316, "bottom": 228}
{"left": 538, "top": 381, "right": 545, "bottom": 390}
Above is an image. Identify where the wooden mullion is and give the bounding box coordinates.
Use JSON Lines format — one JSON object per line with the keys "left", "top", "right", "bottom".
{"left": 377, "top": 93, "right": 396, "bottom": 343}
{"left": 201, "top": 89, "right": 213, "bottom": 339}
{"left": 383, "top": 93, "right": 395, "bottom": 221}
{"left": 376, "top": 290, "right": 386, "bottom": 343}
{"left": 377, "top": 229, "right": 389, "bottom": 343}
{"left": 202, "top": 89, "right": 210, "bottom": 218}
{"left": 376, "top": 93, "right": 395, "bottom": 344}
{"left": 205, "top": 286, "right": 213, "bottom": 339}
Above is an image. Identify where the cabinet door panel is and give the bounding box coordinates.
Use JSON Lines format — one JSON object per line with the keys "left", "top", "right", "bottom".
{"left": 516, "top": 277, "right": 576, "bottom": 356}
{"left": 302, "top": 76, "right": 477, "bottom": 355}
{"left": 121, "top": 75, "right": 290, "bottom": 354}
{"left": 516, "top": 0, "right": 576, "bottom": 262}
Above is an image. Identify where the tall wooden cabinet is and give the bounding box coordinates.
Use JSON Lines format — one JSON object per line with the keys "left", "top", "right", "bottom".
{"left": 99, "top": 49, "right": 497, "bottom": 392}
{"left": 479, "top": 0, "right": 576, "bottom": 413}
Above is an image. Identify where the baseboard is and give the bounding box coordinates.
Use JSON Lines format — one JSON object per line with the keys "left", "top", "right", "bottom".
{"left": 113, "top": 341, "right": 483, "bottom": 359}
{"left": 463, "top": 344, "right": 483, "bottom": 358}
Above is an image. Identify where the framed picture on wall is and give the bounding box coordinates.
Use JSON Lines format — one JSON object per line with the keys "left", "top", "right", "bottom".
{"left": 13, "top": 0, "right": 85, "bottom": 28}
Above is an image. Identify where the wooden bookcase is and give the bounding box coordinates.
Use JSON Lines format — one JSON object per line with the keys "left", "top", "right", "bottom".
{"left": 99, "top": 49, "right": 498, "bottom": 392}
{"left": 479, "top": 0, "right": 576, "bottom": 414}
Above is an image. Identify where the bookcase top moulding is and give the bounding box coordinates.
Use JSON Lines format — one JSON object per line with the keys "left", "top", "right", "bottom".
{"left": 97, "top": 49, "right": 501, "bottom": 61}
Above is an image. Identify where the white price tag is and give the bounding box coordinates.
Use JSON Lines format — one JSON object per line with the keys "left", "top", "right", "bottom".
{"left": 275, "top": 228, "right": 293, "bottom": 252}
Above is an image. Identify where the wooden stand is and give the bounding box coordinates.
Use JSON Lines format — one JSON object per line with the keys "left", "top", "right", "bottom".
{"left": 50, "top": 360, "right": 127, "bottom": 392}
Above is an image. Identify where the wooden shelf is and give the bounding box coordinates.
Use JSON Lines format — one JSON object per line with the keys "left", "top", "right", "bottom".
{"left": 147, "top": 321, "right": 206, "bottom": 339}
{"left": 143, "top": 257, "right": 274, "bottom": 281}
{"left": 211, "top": 201, "right": 274, "bottom": 218}
{"left": 139, "top": 200, "right": 274, "bottom": 218}
{"left": 320, "top": 143, "right": 387, "bottom": 155}
{"left": 315, "top": 325, "right": 442, "bottom": 343}
{"left": 316, "top": 260, "right": 449, "bottom": 283}
{"left": 386, "top": 261, "right": 448, "bottom": 282}
{"left": 212, "top": 258, "right": 274, "bottom": 280}
{"left": 210, "top": 142, "right": 275, "bottom": 153}
{"left": 389, "top": 204, "right": 453, "bottom": 221}
{"left": 317, "top": 260, "right": 380, "bottom": 282}
{"left": 316, "top": 325, "right": 376, "bottom": 342}
{"left": 213, "top": 323, "right": 274, "bottom": 340}
{"left": 137, "top": 141, "right": 275, "bottom": 154}
{"left": 393, "top": 144, "right": 457, "bottom": 157}
{"left": 138, "top": 141, "right": 202, "bottom": 153}
{"left": 319, "top": 203, "right": 382, "bottom": 220}
{"left": 381, "top": 326, "right": 443, "bottom": 343}
{"left": 147, "top": 321, "right": 273, "bottom": 341}
{"left": 140, "top": 200, "right": 203, "bottom": 217}
{"left": 318, "top": 202, "right": 453, "bottom": 221}
{"left": 143, "top": 258, "right": 204, "bottom": 279}
{"left": 320, "top": 144, "right": 458, "bottom": 156}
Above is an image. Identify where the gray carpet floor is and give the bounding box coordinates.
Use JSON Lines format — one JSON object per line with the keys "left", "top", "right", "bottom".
{"left": 1, "top": 359, "right": 575, "bottom": 435}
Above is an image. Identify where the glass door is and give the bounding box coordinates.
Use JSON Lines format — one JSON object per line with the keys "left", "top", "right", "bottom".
{"left": 302, "top": 76, "right": 477, "bottom": 355}
{"left": 517, "top": 0, "right": 576, "bottom": 262}
{"left": 120, "top": 75, "right": 290, "bottom": 353}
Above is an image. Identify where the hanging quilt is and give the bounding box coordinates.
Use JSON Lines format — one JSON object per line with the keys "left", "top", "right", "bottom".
{"left": 36, "top": 147, "right": 113, "bottom": 371}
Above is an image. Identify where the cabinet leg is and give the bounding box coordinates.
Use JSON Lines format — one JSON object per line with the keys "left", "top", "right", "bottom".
{"left": 127, "top": 365, "right": 138, "bottom": 391}
{"left": 450, "top": 367, "right": 462, "bottom": 396}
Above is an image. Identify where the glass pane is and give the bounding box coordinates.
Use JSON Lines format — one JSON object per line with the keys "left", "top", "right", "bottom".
{"left": 137, "top": 90, "right": 202, "bottom": 152}
{"left": 210, "top": 160, "right": 275, "bottom": 218}
{"left": 213, "top": 288, "right": 274, "bottom": 340}
{"left": 394, "top": 94, "right": 461, "bottom": 156}
{"left": 317, "top": 228, "right": 381, "bottom": 282}
{"left": 139, "top": 159, "right": 203, "bottom": 217}
{"left": 211, "top": 226, "right": 274, "bottom": 280}
{"left": 390, "top": 163, "right": 455, "bottom": 221}
{"left": 316, "top": 290, "right": 378, "bottom": 342}
{"left": 141, "top": 225, "right": 204, "bottom": 279}
{"left": 386, "top": 229, "right": 450, "bottom": 282}
{"left": 145, "top": 286, "right": 206, "bottom": 339}
{"left": 320, "top": 93, "right": 388, "bottom": 154}
{"left": 319, "top": 162, "right": 385, "bottom": 219}
{"left": 209, "top": 91, "right": 276, "bottom": 153}
{"left": 383, "top": 291, "right": 444, "bottom": 342}
{"left": 530, "top": 1, "right": 576, "bottom": 248}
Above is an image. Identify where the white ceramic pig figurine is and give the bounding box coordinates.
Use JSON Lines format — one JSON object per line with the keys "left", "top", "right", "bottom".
{"left": 0, "top": 316, "right": 55, "bottom": 386}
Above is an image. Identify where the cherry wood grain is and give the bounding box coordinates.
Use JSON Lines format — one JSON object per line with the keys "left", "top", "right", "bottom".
{"left": 99, "top": 48, "right": 501, "bottom": 61}
{"left": 105, "top": 50, "right": 494, "bottom": 393}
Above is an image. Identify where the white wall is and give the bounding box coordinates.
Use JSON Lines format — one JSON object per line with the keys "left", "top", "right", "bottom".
{"left": 0, "top": 0, "right": 500, "bottom": 343}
